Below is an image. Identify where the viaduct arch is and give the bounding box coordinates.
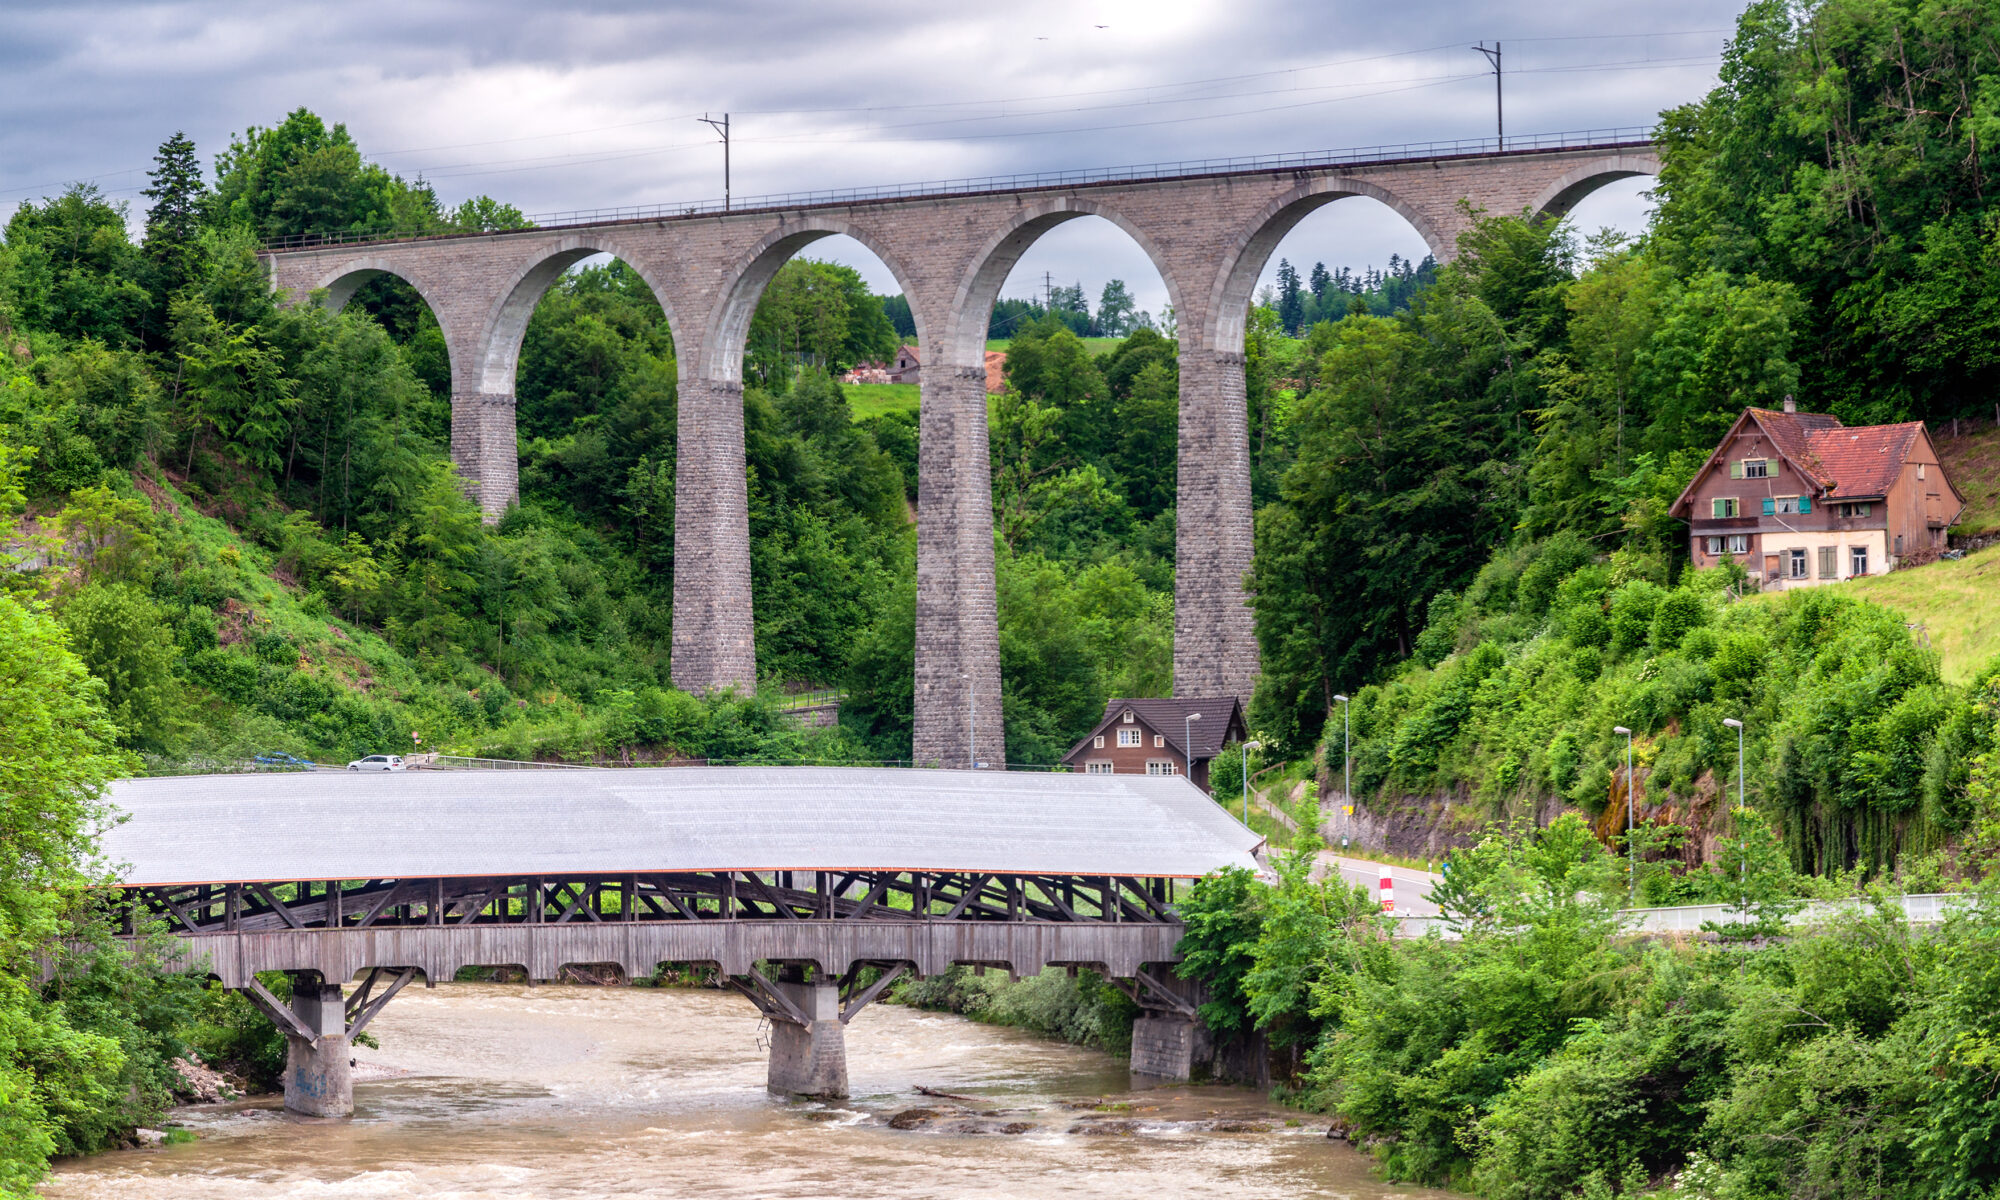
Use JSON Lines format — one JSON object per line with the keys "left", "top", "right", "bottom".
{"left": 267, "top": 138, "right": 1660, "bottom": 766}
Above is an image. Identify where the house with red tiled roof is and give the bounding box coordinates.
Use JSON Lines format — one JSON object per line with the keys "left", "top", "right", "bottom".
{"left": 1059, "top": 698, "right": 1248, "bottom": 794}
{"left": 1670, "top": 400, "right": 1966, "bottom": 588}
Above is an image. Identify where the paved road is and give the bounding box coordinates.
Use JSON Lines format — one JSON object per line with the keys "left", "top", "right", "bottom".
{"left": 1315, "top": 853, "right": 1444, "bottom": 918}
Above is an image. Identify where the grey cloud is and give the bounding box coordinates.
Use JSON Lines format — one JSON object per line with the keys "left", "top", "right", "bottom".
{"left": 3, "top": 0, "right": 1746, "bottom": 311}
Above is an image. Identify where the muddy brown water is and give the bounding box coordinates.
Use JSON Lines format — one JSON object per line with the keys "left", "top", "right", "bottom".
{"left": 45, "top": 984, "right": 1449, "bottom": 1199}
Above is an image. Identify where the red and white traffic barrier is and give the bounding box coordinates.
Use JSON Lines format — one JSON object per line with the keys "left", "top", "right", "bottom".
{"left": 1379, "top": 863, "right": 1394, "bottom": 914}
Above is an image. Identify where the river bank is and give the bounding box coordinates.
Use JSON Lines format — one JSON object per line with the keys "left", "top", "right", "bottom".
{"left": 44, "top": 982, "right": 1442, "bottom": 1199}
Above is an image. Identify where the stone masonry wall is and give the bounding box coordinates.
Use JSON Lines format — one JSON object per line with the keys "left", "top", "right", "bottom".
{"left": 263, "top": 144, "right": 1660, "bottom": 728}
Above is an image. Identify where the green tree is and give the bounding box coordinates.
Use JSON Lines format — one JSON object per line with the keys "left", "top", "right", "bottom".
{"left": 1096, "top": 278, "right": 1137, "bottom": 336}
{"left": 140, "top": 131, "right": 207, "bottom": 299}
{"left": 0, "top": 592, "right": 135, "bottom": 1193}
{"left": 60, "top": 583, "right": 181, "bottom": 751}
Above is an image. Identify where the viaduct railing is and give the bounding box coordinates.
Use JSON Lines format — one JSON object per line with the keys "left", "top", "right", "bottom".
{"left": 261, "top": 126, "right": 1655, "bottom": 251}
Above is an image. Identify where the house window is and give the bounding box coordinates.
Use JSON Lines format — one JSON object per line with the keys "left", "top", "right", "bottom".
{"left": 1918, "top": 464, "right": 1927, "bottom": 480}
{"left": 1712, "top": 497, "right": 1740, "bottom": 518}
{"left": 1704, "top": 536, "right": 1724, "bottom": 555}
{"left": 1122, "top": 710, "right": 1134, "bottom": 723}
{"left": 1851, "top": 546, "right": 1869, "bottom": 576}
{"left": 1727, "top": 534, "right": 1749, "bottom": 554}
{"left": 1818, "top": 546, "right": 1838, "bottom": 579}
{"left": 1154, "top": 734, "right": 1165, "bottom": 748}
{"left": 1146, "top": 760, "right": 1178, "bottom": 776}
{"left": 1092, "top": 735, "right": 1104, "bottom": 749}
{"left": 1085, "top": 761, "right": 1115, "bottom": 775}
{"left": 1843, "top": 502, "right": 1871, "bottom": 518}
{"left": 1789, "top": 548, "right": 1808, "bottom": 578}
{"left": 1117, "top": 728, "right": 1142, "bottom": 748}
{"left": 1743, "top": 459, "right": 1770, "bottom": 478}
{"left": 1775, "top": 496, "right": 1802, "bottom": 514}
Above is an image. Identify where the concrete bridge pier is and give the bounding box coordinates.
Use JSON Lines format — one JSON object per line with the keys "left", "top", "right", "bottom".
{"left": 1119, "top": 968, "right": 1208, "bottom": 1084}
{"left": 1129, "top": 1013, "right": 1199, "bottom": 1082}
{"left": 279, "top": 982, "right": 353, "bottom": 1117}
{"left": 765, "top": 978, "right": 849, "bottom": 1098}
{"left": 235, "top": 967, "right": 419, "bottom": 1118}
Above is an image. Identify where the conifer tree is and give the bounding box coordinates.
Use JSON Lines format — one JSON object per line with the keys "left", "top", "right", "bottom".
{"left": 141, "top": 131, "right": 205, "bottom": 295}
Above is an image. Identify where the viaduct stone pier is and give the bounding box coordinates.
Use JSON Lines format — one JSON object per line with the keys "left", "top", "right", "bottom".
{"left": 263, "top": 134, "right": 1659, "bottom": 761}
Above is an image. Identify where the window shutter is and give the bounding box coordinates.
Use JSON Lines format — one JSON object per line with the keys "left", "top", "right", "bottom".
{"left": 1730, "top": 460, "right": 1744, "bottom": 479}
{"left": 1798, "top": 496, "right": 1811, "bottom": 514}
{"left": 1761, "top": 498, "right": 1775, "bottom": 516}
{"left": 1712, "top": 498, "right": 1725, "bottom": 518}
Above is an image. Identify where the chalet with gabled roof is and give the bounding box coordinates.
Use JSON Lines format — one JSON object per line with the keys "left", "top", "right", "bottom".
{"left": 1060, "top": 697, "right": 1248, "bottom": 794}
{"left": 1670, "top": 401, "right": 1965, "bottom": 587}
{"left": 888, "top": 344, "right": 920, "bottom": 385}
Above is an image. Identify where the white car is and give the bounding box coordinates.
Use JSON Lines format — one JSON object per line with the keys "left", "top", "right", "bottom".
{"left": 346, "top": 754, "right": 407, "bottom": 772}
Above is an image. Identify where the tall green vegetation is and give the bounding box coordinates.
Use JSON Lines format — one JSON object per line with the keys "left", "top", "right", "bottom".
{"left": 1173, "top": 787, "right": 2000, "bottom": 1199}
{"left": 1245, "top": 0, "right": 2000, "bottom": 878}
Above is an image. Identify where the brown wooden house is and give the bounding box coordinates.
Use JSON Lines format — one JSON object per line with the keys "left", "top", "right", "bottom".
{"left": 1059, "top": 698, "right": 1249, "bottom": 794}
{"left": 1670, "top": 401, "right": 1965, "bottom": 588}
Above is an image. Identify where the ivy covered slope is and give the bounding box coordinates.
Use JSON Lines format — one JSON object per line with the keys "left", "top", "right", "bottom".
{"left": 1331, "top": 542, "right": 1995, "bottom": 879}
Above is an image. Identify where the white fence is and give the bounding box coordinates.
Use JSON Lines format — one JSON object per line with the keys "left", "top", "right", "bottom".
{"left": 1393, "top": 892, "right": 1974, "bottom": 940}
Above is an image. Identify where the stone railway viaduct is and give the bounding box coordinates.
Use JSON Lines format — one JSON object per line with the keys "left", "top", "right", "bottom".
{"left": 262, "top": 135, "right": 1660, "bottom": 768}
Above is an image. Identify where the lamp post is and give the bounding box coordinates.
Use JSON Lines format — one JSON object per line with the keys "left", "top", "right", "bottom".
{"left": 1613, "top": 725, "right": 1634, "bottom": 903}
{"left": 1722, "top": 719, "right": 1745, "bottom": 806}
{"left": 1334, "top": 694, "right": 1351, "bottom": 804}
{"left": 1184, "top": 713, "right": 1202, "bottom": 782}
{"left": 1723, "top": 718, "right": 1745, "bottom": 907}
{"left": 1241, "top": 740, "right": 1263, "bottom": 824}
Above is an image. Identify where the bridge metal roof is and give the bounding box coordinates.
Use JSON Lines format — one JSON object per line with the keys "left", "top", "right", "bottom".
{"left": 102, "top": 766, "right": 1263, "bottom": 887}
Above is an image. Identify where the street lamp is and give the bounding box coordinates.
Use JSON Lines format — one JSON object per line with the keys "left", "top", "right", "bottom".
{"left": 1240, "top": 740, "right": 1263, "bottom": 824}
{"left": 1613, "top": 725, "right": 1634, "bottom": 903}
{"left": 1722, "top": 719, "right": 1745, "bottom": 807}
{"left": 1184, "top": 713, "right": 1202, "bottom": 782}
{"left": 1334, "top": 694, "right": 1351, "bottom": 805}
{"left": 1723, "top": 718, "right": 1746, "bottom": 907}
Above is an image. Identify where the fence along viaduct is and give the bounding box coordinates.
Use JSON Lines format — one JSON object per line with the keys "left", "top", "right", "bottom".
{"left": 262, "top": 135, "right": 1659, "bottom": 767}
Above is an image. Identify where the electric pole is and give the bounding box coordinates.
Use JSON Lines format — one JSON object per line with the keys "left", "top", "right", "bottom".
{"left": 698, "top": 112, "right": 731, "bottom": 210}
{"left": 1472, "top": 43, "right": 1502, "bottom": 150}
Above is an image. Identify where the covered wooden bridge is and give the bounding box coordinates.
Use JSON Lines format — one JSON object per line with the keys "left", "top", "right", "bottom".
{"left": 100, "top": 766, "right": 1261, "bottom": 1114}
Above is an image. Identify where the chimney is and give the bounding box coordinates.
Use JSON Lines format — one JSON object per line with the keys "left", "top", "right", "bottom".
{"left": 1783, "top": 394, "right": 1797, "bottom": 413}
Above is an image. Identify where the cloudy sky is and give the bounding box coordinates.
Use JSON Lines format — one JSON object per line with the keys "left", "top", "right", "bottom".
{"left": 3, "top": 0, "right": 1748, "bottom": 319}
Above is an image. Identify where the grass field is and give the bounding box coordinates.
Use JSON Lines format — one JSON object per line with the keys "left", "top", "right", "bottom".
{"left": 1831, "top": 543, "right": 2000, "bottom": 683}
{"left": 985, "top": 337, "right": 1122, "bottom": 357}
{"left": 844, "top": 383, "right": 920, "bottom": 422}
{"left": 1938, "top": 422, "right": 2000, "bottom": 536}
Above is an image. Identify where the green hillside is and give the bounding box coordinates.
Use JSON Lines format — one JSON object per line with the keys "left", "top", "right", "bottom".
{"left": 1838, "top": 544, "right": 2000, "bottom": 684}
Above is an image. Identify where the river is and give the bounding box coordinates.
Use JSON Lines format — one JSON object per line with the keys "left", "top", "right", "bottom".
{"left": 46, "top": 983, "right": 1447, "bottom": 1199}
